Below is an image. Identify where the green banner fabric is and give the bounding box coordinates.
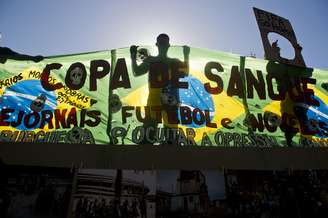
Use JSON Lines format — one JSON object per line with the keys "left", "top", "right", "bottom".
{"left": 0, "top": 50, "right": 111, "bottom": 144}
{"left": 0, "top": 46, "right": 327, "bottom": 147}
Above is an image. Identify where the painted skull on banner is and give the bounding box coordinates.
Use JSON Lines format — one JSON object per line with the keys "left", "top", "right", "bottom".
{"left": 70, "top": 66, "right": 84, "bottom": 85}
{"left": 161, "top": 84, "right": 178, "bottom": 107}
{"left": 110, "top": 94, "right": 122, "bottom": 113}
{"left": 67, "top": 127, "right": 84, "bottom": 143}
{"left": 137, "top": 48, "right": 149, "bottom": 62}
{"left": 30, "top": 94, "right": 47, "bottom": 112}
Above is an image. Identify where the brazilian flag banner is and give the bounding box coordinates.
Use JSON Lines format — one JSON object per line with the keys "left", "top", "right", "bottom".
{"left": 0, "top": 51, "right": 111, "bottom": 144}
{"left": 0, "top": 46, "right": 327, "bottom": 147}
{"left": 110, "top": 46, "right": 328, "bottom": 147}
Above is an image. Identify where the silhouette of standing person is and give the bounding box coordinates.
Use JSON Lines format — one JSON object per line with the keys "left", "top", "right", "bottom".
{"left": 130, "top": 34, "right": 190, "bottom": 145}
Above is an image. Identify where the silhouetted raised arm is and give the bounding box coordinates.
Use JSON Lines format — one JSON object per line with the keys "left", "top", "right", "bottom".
{"left": 130, "top": 45, "right": 149, "bottom": 77}
{"left": 183, "top": 45, "right": 190, "bottom": 75}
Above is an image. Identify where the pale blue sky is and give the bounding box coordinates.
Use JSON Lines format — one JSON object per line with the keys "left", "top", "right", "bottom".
{"left": 0, "top": 0, "right": 327, "bottom": 68}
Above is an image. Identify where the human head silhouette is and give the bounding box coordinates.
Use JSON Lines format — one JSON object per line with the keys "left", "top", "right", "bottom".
{"left": 156, "top": 33, "right": 170, "bottom": 56}
{"left": 271, "top": 40, "right": 281, "bottom": 59}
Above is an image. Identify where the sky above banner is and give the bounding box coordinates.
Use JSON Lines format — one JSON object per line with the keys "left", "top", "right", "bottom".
{"left": 0, "top": 0, "right": 327, "bottom": 69}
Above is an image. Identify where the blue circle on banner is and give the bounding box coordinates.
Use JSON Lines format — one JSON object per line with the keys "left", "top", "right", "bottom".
{"left": 295, "top": 95, "right": 328, "bottom": 138}
{"left": 177, "top": 76, "right": 215, "bottom": 128}
{"left": 0, "top": 80, "right": 57, "bottom": 130}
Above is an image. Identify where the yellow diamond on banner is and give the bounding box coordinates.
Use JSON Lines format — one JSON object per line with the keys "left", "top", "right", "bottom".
{"left": 263, "top": 86, "right": 328, "bottom": 141}
{"left": 263, "top": 86, "right": 328, "bottom": 116}
{"left": 122, "top": 70, "right": 245, "bottom": 142}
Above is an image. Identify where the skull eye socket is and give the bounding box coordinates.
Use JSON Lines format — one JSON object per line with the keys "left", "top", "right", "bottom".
{"left": 308, "top": 119, "right": 318, "bottom": 129}
{"left": 73, "top": 71, "right": 82, "bottom": 77}
{"left": 110, "top": 94, "right": 122, "bottom": 113}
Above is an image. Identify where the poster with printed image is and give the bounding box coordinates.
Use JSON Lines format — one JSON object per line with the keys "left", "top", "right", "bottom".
{"left": 224, "top": 170, "right": 328, "bottom": 218}
{"left": 156, "top": 170, "right": 226, "bottom": 218}
{"left": 0, "top": 165, "right": 73, "bottom": 218}
{"left": 70, "top": 169, "right": 156, "bottom": 218}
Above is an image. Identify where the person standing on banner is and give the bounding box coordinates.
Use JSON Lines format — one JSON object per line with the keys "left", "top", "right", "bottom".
{"left": 130, "top": 34, "right": 190, "bottom": 145}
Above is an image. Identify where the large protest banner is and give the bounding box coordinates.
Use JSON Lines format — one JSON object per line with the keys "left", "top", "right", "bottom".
{"left": 0, "top": 51, "right": 111, "bottom": 144}
{"left": 110, "top": 46, "right": 246, "bottom": 146}
{"left": 0, "top": 46, "right": 327, "bottom": 146}
{"left": 110, "top": 46, "right": 328, "bottom": 147}
{"left": 243, "top": 57, "right": 328, "bottom": 147}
